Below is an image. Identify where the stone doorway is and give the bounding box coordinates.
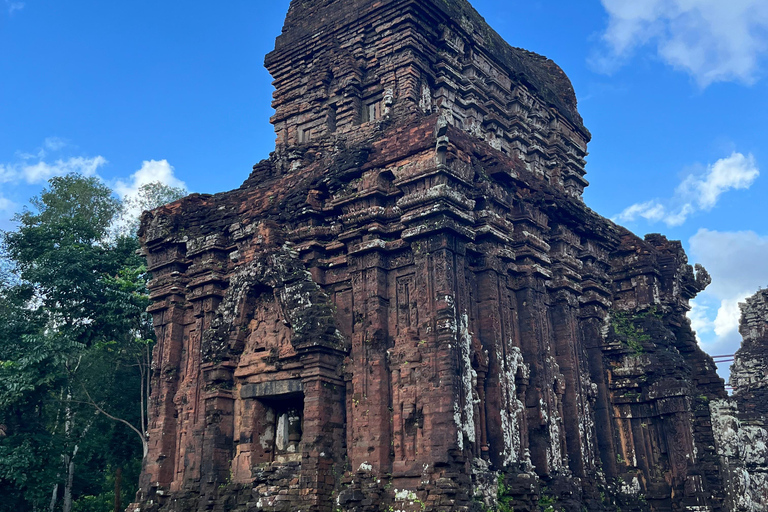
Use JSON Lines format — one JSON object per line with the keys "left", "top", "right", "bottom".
{"left": 264, "top": 395, "right": 303, "bottom": 463}
{"left": 241, "top": 379, "right": 305, "bottom": 465}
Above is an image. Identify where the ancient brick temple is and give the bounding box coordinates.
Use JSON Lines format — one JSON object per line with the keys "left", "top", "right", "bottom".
{"left": 133, "top": 1, "right": 740, "bottom": 511}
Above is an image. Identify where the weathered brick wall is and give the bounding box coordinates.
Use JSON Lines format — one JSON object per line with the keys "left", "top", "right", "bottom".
{"left": 266, "top": 0, "right": 589, "bottom": 197}
{"left": 131, "top": 1, "right": 734, "bottom": 511}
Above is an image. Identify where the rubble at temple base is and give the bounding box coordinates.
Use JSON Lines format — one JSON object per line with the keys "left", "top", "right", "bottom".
{"left": 129, "top": 1, "right": 763, "bottom": 511}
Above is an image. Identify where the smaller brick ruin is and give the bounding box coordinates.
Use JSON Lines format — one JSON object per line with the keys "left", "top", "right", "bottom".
{"left": 711, "top": 289, "right": 768, "bottom": 511}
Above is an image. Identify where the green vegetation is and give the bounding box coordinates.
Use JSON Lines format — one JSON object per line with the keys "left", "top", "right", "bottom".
{"left": 497, "top": 474, "right": 514, "bottom": 512}
{"left": 611, "top": 309, "right": 660, "bottom": 355}
{"left": 538, "top": 489, "right": 556, "bottom": 512}
{"left": 0, "top": 175, "right": 184, "bottom": 512}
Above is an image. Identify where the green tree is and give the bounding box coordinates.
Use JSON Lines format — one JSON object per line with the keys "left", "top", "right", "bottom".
{"left": 0, "top": 280, "right": 58, "bottom": 511}
{"left": 118, "top": 181, "right": 186, "bottom": 235}
{"left": 0, "top": 175, "right": 160, "bottom": 512}
{"left": 2, "top": 175, "right": 123, "bottom": 512}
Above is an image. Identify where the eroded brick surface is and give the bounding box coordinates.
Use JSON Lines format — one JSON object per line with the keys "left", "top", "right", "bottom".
{"left": 131, "top": 1, "right": 736, "bottom": 511}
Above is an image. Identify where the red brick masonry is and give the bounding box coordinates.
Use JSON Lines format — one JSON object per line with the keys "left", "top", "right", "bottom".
{"left": 133, "top": 1, "right": 736, "bottom": 511}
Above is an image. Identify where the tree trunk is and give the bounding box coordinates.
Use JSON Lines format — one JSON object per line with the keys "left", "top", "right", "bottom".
{"left": 48, "top": 483, "right": 59, "bottom": 512}
{"left": 63, "top": 386, "right": 74, "bottom": 512}
{"left": 63, "top": 451, "right": 76, "bottom": 512}
{"left": 114, "top": 467, "right": 122, "bottom": 512}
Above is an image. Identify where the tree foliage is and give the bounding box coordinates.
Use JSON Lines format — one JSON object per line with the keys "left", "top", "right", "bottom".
{"left": 0, "top": 176, "right": 183, "bottom": 512}
{"left": 119, "top": 181, "right": 186, "bottom": 236}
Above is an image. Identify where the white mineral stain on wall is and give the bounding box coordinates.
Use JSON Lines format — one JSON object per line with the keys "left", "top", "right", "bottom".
{"left": 420, "top": 84, "right": 432, "bottom": 114}
{"left": 394, "top": 489, "right": 418, "bottom": 501}
{"left": 546, "top": 402, "right": 564, "bottom": 472}
{"left": 454, "top": 313, "right": 477, "bottom": 451}
{"left": 544, "top": 357, "right": 565, "bottom": 472}
{"left": 499, "top": 344, "right": 528, "bottom": 466}
{"left": 579, "top": 374, "right": 598, "bottom": 469}
{"left": 619, "top": 476, "right": 641, "bottom": 496}
{"left": 710, "top": 399, "right": 768, "bottom": 511}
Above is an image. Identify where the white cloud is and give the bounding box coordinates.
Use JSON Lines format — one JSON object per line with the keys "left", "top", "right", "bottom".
{"left": 688, "top": 229, "right": 768, "bottom": 371}
{"left": 713, "top": 298, "right": 743, "bottom": 338}
{"left": 595, "top": 0, "right": 768, "bottom": 86}
{"left": 1, "top": 142, "right": 188, "bottom": 233}
{"left": 690, "top": 229, "right": 768, "bottom": 297}
{"left": 23, "top": 156, "right": 107, "bottom": 183}
{"left": 0, "top": 156, "right": 108, "bottom": 185}
{"left": 16, "top": 149, "right": 45, "bottom": 161}
{"left": 613, "top": 152, "right": 759, "bottom": 226}
{"left": 16, "top": 137, "right": 68, "bottom": 161}
{"left": 111, "top": 160, "right": 187, "bottom": 234}
{"left": 5, "top": 0, "right": 24, "bottom": 14}
{"left": 614, "top": 200, "right": 666, "bottom": 223}
{"left": 0, "top": 139, "right": 107, "bottom": 226}
{"left": 2, "top": 138, "right": 107, "bottom": 188}
{"left": 678, "top": 152, "right": 760, "bottom": 209}
{"left": 688, "top": 301, "right": 715, "bottom": 334}
{"left": 113, "top": 159, "right": 186, "bottom": 200}
{"left": 43, "top": 137, "right": 67, "bottom": 152}
{"left": 0, "top": 196, "right": 15, "bottom": 212}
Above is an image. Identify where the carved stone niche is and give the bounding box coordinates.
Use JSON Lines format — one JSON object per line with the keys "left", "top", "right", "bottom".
{"left": 241, "top": 380, "right": 304, "bottom": 464}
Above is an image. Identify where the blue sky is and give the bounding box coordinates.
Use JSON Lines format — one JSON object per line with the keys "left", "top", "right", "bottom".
{"left": 2, "top": 0, "right": 767, "bottom": 379}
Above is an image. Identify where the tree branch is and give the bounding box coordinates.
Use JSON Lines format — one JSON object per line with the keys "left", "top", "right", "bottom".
{"left": 78, "top": 383, "right": 147, "bottom": 455}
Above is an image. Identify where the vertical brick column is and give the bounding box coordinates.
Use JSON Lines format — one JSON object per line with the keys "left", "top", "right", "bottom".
{"left": 200, "top": 362, "right": 237, "bottom": 489}
{"left": 299, "top": 350, "right": 346, "bottom": 512}
{"left": 141, "top": 241, "right": 189, "bottom": 493}
{"left": 348, "top": 249, "right": 393, "bottom": 473}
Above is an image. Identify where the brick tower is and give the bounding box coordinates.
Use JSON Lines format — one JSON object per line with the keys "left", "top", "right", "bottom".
{"left": 133, "top": 1, "right": 731, "bottom": 511}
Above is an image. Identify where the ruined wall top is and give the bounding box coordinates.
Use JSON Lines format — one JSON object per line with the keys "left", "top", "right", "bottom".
{"left": 264, "top": 0, "right": 590, "bottom": 197}
{"left": 730, "top": 289, "right": 768, "bottom": 403}
{"left": 739, "top": 289, "right": 768, "bottom": 344}
{"left": 269, "top": 0, "right": 582, "bottom": 131}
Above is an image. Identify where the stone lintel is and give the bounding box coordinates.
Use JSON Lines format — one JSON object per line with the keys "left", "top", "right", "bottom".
{"left": 241, "top": 379, "right": 303, "bottom": 399}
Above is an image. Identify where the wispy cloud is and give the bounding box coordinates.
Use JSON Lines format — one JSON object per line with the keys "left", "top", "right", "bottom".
{"left": 43, "top": 137, "right": 67, "bottom": 152}
{"left": 0, "top": 196, "right": 16, "bottom": 213}
{"left": 16, "top": 137, "right": 69, "bottom": 161}
{"left": 0, "top": 156, "right": 108, "bottom": 185}
{"left": 1, "top": 137, "right": 106, "bottom": 186}
{"left": 5, "top": 0, "right": 24, "bottom": 14}
{"left": 613, "top": 152, "right": 759, "bottom": 226}
{"left": 593, "top": 0, "right": 768, "bottom": 86}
